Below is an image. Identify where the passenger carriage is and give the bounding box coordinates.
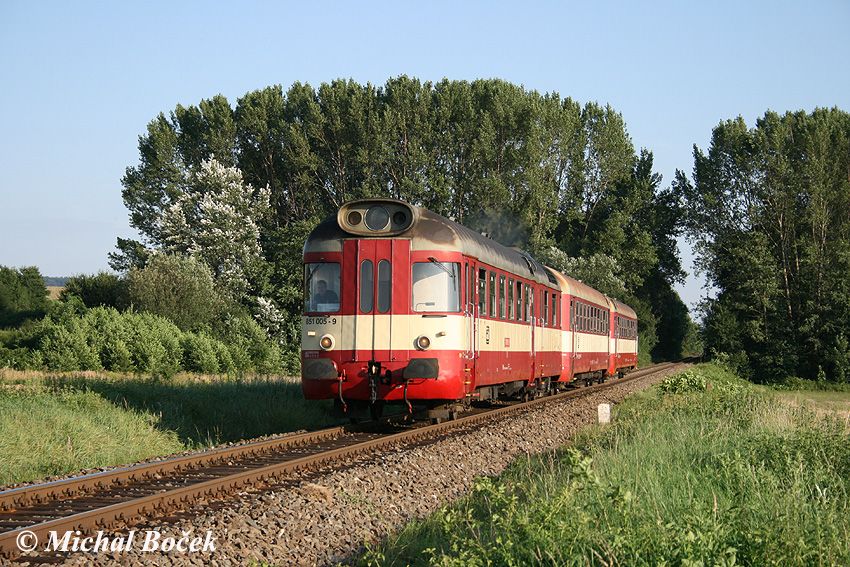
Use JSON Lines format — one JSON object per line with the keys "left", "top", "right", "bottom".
{"left": 301, "top": 198, "right": 638, "bottom": 419}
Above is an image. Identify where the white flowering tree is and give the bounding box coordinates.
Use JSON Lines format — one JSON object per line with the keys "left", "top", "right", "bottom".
{"left": 160, "top": 158, "right": 271, "bottom": 302}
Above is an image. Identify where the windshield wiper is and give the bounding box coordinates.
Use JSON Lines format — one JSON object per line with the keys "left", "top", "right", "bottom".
{"left": 305, "top": 263, "right": 320, "bottom": 286}
{"left": 428, "top": 257, "right": 456, "bottom": 279}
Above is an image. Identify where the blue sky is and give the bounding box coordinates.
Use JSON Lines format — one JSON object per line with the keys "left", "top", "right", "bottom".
{"left": 1, "top": 0, "right": 848, "bottom": 311}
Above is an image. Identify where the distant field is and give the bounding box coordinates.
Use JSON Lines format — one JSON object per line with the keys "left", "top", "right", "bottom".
{"left": 46, "top": 285, "right": 64, "bottom": 300}
{"left": 777, "top": 390, "right": 850, "bottom": 420}
{"left": 0, "top": 369, "right": 340, "bottom": 485}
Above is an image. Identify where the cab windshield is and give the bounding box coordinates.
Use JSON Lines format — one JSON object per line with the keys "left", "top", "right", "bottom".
{"left": 304, "top": 262, "right": 341, "bottom": 313}
{"left": 412, "top": 261, "right": 461, "bottom": 312}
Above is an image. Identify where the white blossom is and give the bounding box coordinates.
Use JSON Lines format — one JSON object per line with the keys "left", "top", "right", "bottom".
{"left": 160, "top": 158, "right": 270, "bottom": 301}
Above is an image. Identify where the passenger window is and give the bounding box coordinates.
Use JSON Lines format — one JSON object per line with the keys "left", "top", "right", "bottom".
{"left": 542, "top": 291, "right": 548, "bottom": 327}
{"left": 377, "top": 260, "right": 391, "bottom": 313}
{"left": 508, "top": 278, "right": 514, "bottom": 320}
{"left": 516, "top": 281, "right": 523, "bottom": 321}
{"left": 478, "top": 269, "right": 486, "bottom": 315}
{"left": 499, "top": 275, "right": 506, "bottom": 319}
{"left": 551, "top": 294, "right": 557, "bottom": 327}
{"left": 522, "top": 285, "right": 529, "bottom": 322}
{"left": 360, "top": 260, "right": 374, "bottom": 312}
{"left": 488, "top": 272, "right": 496, "bottom": 318}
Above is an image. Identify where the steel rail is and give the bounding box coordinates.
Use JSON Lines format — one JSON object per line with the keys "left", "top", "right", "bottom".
{"left": 0, "top": 361, "right": 683, "bottom": 560}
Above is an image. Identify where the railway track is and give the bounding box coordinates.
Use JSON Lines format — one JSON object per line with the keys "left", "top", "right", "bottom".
{"left": 0, "top": 361, "right": 683, "bottom": 562}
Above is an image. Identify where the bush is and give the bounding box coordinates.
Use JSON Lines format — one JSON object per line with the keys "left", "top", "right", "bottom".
{"left": 37, "top": 317, "right": 102, "bottom": 371}
{"left": 127, "top": 254, "right": 223, "bottom": 331}
{"left": 213, "top": 314, "right": 283, "bottom": 374}
{"left": 0, "top": 305, "right": 282, "bottom": 375}
{"left": 123, "top": 312, "right": 183, "bottom": 378}
{"left": 659, "top": 369, "right": 707, "bottom": 394}
{"left": 61, "top": 272, "right": 129, "bottom": 310}
{"left": 180, "top": 333, "right": 221, "bottom": 374}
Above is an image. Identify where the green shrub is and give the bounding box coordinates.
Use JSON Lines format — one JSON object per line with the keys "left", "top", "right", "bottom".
{"left": 124, "top": 312, "right": 182, "bottom": 378}
{"left": 181, "top": 333, "right": 221, "bottom": 374}
{"left": 37, "top": 318, "right": 102, "bottom": 371}
{"left": 659, "top": 369, "right": 707, "bottom": 393}
{"left": 212, "top": 340, "right": 235, "bottom": 374}
{"left": 127, "top": 254, "right": 223, "bottom": 331}
{"left": 61, "top": 272, "right": 129, "bottom": 310}
{"left": 214, "top": 314, "right": 283, "bottom": 374}
{"left": 1, "top": 300, "right": 283, "bottom": 375}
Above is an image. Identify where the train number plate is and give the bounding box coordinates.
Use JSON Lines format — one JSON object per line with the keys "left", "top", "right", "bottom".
{"left": 305, "top": 317, "right": 337, "bottom": 325}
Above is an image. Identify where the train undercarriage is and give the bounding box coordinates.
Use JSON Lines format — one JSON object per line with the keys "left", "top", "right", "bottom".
{"left": 334, "top": 367, "right": 636, "bottom": 424}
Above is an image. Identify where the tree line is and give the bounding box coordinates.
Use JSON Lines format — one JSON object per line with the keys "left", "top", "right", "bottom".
{"left": 681, "top": 108, "right": 850, "bottom": 382}
{"left": 108, "top": 76, "right": 700, "bottom": 368}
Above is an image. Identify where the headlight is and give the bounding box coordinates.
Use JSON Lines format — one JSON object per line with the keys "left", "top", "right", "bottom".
{"left": 392, "top": 210, "right": 409, "bottom": 228}
{"left": 365, "top": 206, "right": 390, "bottom": 230}
{"left": 415, "top": 335, "right": 431, "bottom": 350}
{"left": 319, "top": 334, "right": 335, "bottom": 351}
{"left": 346, "top": 210, "right": 363, "bottom": 226}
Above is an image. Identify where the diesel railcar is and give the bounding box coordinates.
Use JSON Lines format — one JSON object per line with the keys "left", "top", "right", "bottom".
{"left": 300, "top": 199, "right": 637, "bottom": 419}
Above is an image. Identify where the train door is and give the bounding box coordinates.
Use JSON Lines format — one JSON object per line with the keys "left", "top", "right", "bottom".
{"left": 476, "top": 267, "right": 493, "bottom": 385}
{"left": 354, "top": 239, "right": 410, "bottom": 362}
{"left": 464, "top": 259, "right": 477, "bottom": 396}
{"left": 527, "top": 284, "right": 536, "bottom": 381}
{"left": 614, "top": 315, "right": 620, "bottom": 370}
{"left": 570, "top": 299, "right": 577, "bottom": 379}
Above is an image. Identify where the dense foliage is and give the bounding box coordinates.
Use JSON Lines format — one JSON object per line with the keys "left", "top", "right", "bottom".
{"left": 113, "top": 77, "right": 697, "bottom": 363}
{"left": 61, "top": 271, "right": 129, "bottom": 310}
{"left": 126, "top": 254, "right": 223, "bottom": 332}
{"left": 681, "top": 108, "right": 850, "bottom": 381}
{"left": 0, "top": 302, "right": 282, "bottom": 376}
{"left": 0, "top": 266, "right": 49, "bottom": 327}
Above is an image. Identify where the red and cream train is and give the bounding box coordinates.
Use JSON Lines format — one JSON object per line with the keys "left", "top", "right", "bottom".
{"left": 301, "top": 199, "right": 638, "bottom": 419}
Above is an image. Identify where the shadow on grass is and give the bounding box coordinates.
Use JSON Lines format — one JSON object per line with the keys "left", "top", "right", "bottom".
{"left": 45, "top": 376, "right": 344, "bottom": 447}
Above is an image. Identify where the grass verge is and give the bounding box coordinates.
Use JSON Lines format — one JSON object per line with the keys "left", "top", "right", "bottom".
{"left": 367, "top": 363, "right": 850, "bottom": 565}
{"left": 0, "top": 370, "right": 341, "bottom": 485}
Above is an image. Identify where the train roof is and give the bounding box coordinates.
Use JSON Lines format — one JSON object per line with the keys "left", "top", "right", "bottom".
{"left": 304, "top": 199, "right": 559, "bottom": 288}
{"left": 607, "top": 296, "right": 638, "bottom": 319}
{"left": 305, "top": 199, "right": 638, "bottom": 316}
{"left": 546, "top": 269, "right": 610, "bottom": 307}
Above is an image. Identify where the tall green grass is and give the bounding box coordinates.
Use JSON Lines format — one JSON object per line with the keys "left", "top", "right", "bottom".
{"left": 368, "top": 364, "right": 850, "bottom": 565}
{"left": 0, "top": 371, "right": 341, "bottom": 485}
{"left": 0, "top": 385, "right": 185, "bottom": 485}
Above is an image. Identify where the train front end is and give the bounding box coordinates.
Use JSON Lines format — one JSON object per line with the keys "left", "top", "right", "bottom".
{"left": 300, "top": 199, "right": 467, "bottom": 416}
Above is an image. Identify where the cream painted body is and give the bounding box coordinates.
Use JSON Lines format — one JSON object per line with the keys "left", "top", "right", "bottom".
{"left": 617, "top": 338, "right": 638, "bottom": 354}
{"left": 303, "top": 315, "right": 618, "bottom": 356}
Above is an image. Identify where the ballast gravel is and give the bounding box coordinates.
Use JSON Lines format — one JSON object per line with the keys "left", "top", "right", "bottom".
{"left": 26, "top": 367, "right": 682, "bottom": 567}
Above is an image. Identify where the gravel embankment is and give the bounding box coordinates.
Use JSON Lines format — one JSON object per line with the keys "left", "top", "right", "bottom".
{"left": 21, "top": 366, "right": 682, "bottom": 567}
